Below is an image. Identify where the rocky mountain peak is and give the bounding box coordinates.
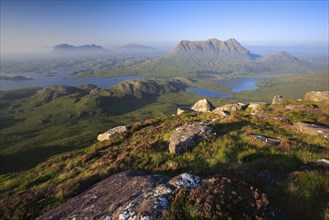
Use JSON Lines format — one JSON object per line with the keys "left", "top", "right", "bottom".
{"left": 171, "top": 38, "right": 255, "bottom": 59}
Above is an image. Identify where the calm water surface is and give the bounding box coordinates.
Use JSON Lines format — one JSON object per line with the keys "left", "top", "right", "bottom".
{"left": 186, "top": 77, "right": 261, "bottom": 97}
{"left": 0, "top": 67, "right": 144, "bottom": 91}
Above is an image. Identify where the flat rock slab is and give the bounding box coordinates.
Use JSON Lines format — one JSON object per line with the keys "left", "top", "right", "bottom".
{"left": 294, "top": 122, "right": 329, "bottom": 139}
{"left": 97, "top": 125, "right": 128, "bottom": 141}
{"left": 251, "top": 135, "right": 281, "bottom": 146}
{"left": 38, "top": 170, "right": 202, "bottom": 220}
{"left": 169, "top": 124, "right": 214, "bottom": 154}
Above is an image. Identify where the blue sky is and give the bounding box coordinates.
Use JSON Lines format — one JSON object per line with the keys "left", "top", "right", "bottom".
{"left": 1, "top": 0, "right": 328, "bottom": 54}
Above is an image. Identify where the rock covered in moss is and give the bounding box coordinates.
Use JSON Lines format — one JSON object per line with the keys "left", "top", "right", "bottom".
{"left": 191, "top": 99, "right": 215, "bottom": 112}
{"left": 97, "top": 125, "right": 128, "bottom": 141}
{"left": 304, "top": 91, "right": 329, "bottom": 103}
{"left": 169, "top": 124, "right": 215, "bottom": 154}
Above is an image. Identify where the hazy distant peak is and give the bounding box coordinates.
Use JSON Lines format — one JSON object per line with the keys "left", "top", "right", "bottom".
{"left": 119, "top": 43, "right": 156, "bottom": 50}
{"left": 53, "top": 44, "right": 105, "bottom": 54}
{"left": 259, "top": 51, "right": 300, "bottom": 62}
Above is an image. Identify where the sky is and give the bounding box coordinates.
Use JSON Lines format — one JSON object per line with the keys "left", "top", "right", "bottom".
{"left": 1, "top": 0, "right": 328, "bottom": 54}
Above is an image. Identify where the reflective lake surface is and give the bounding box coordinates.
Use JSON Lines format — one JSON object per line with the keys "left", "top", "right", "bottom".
{"left": 219, "top": 78, "right": 260, "bottom": 92}
{"left": 0, "top": 67, "right": 144, "bottom": 91}
{"left": 186, "top": 78, "right": 260, "bottom": 97}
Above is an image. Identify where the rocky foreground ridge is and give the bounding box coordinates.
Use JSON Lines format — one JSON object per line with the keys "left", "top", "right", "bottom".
{"left": 1, "top": 91, "right": 328, "bottom": 220}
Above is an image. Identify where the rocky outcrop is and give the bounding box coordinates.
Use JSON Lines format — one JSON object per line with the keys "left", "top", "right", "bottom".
{"left": 294, "top": 122, "right": 329, "bottom": 139}
{"left": 272, "top": 95, "right": 284, "bottom": 104}
{"left": 304, "top": 91, "right": 329, "bottom": 103}
{"left": 169, "top": 124, "right": 215, "bottom": 154}
{"left": 38, "top": 170, "right": 202, "bottom": 220}
{"left": 247, "top": 102, "right": 267, "bottom": 112}
{"left": 191, "top": 99, "right": 215, "bottom": 112}
{"left": 213, "top": 103, "right": 249, "bottom": 113}
{"left": 176, "top": 107, "right": 194, "bottom": 115}
{"left": 97, "top": 125, "right": 128, "bottom": 141}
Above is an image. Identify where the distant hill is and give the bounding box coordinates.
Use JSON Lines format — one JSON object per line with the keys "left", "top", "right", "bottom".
{"left": 119, "top": 43, "right": 156, "bottom": 50}
{"left": 53, "top": 44, "right": 106, "bottom": 55}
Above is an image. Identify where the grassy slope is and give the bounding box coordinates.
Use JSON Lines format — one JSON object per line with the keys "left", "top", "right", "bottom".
{"left": 0, "top": 97, "right": 328, "bottom": 219}
{"left": 0, "top": 71, "right": 328, "bottom": 174}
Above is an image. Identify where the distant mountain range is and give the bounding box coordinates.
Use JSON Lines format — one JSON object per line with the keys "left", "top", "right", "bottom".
{"left": 53, "top": 44, "right": 106, "bottom": 54}
{"left": 132, "top": 38, "right": 314, "bottom": 75}
{"left": 51, "top": 39, "right": 321, "bottom": 75}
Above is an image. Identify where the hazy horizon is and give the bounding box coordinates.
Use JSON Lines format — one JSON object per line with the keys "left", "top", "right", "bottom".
{"left": 1, "top": 1, "right": 328, "bottom": 55}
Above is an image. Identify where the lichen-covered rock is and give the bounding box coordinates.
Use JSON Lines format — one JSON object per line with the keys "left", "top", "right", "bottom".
{"left": 304, "top": 91, "right": 329, "bottom": 103}
{"left": 294, "top": 122, "right": 329, "bottom": 139}
{"left": 37, "top": 170, "right": 202, "bottom": 220}
{"left": 272, "top": 95, "right": 284, "bottom": 104}
{"left": 191, "top": 99, "right": 215, "bottom": 112}
{"left": 213, "top": 103, "right": 249, "bottom": 113}
{"left": 169, "top": 173, "right": 202, "bottom": 188}
{"left": 97, "top": 125, "right": 128, "bottom": 141}
{"left": 169, "top": 124, "right": 215, "bottom": 154}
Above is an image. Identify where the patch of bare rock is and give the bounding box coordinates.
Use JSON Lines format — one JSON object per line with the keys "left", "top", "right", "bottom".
{"left": 191, "top": 98, "right": 215, "bottom": 112}
{"left": 304, "top": 91, "right": 329, "bottom": 103}
{"left": 169, "top": 124, "right": 215, "bottom": 154}
{"left": 294, "top": 122, "right": 329, "bottom": 139}
{"left": 37, "top": 170, "right": 202, "bottom": 220}
{"left": 97, "top": 125, "right": 129, "bottom": 141}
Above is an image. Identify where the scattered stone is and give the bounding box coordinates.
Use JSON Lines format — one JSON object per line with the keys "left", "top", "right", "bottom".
{"left": 38, "top": 170, "right": 202, "bottom": 220}
{"left": 314, "top": 159, "right": 329, "bottom": 170}
{"left": 247, "top": 102, "right": 267, "bottom": 112}
{"left": 213, "top": 103, "right": 249, "bottom": 112}
{"left": 97, "top": 126, "right": 128, "bottom": 141}
{"left": 176, "top": 107, "right": 194, "bottom": 115}
{"left": 251, "top": 135, "right": 281, "bottom": 146}
{"left": 169, "top": 124, "right": 214, "bottom": 154}
{"left": 304, "top": 91, "right": 329, "bottom": 103}
{"left": 294, "top": 122, "right": 329, "bottom": 139}
{"left": 191, "top": 98, "right": 215, "bottom": 112}
{"left": 272, "top": 95, "right": 284, "bottom": 104}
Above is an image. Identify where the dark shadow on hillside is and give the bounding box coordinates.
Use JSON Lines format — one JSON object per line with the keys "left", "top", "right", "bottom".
{"left": 211, "top": 120, "right": 250, "bottom": 136}
{"left": 0, "top": 117, "right": 26, "bottom": 129}
{"left": 0, "top": 145, "right": 81, "bottom": 174}
{"left": 98, "top": 95, "right": 158, "bottom": 115}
